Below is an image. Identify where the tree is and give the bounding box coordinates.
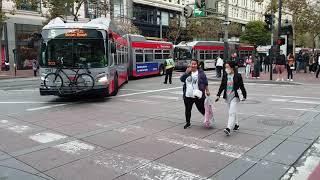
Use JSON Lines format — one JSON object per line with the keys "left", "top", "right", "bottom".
{"left": 240, "top": 21, "right": 271, "bottom": 46}
{"left": 166, "top": 17, "right": 182, "bottom": 44}
{"left": 186, "top": 17, "right": 222, "bottom": 41}
{"left": 114, "top": 20, "right": 141, "bottom": 35}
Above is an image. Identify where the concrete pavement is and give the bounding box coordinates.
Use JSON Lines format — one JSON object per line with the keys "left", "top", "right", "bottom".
{"left": 0, "top": 75, "right": 320, "bottom": 179}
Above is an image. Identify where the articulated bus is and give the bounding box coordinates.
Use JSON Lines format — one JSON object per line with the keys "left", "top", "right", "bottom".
{"left": 125, "top": 34, "right": 173, "bottom": 77}
{"left": 39, "top": 17, "right": 129, "bottom": 97}
{"left": 174, "top": 41, "right": 255, "bottom": 70}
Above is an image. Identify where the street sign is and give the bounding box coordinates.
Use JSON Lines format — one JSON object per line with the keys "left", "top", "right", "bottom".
{"left": 194, "top": 4, "right": 205, "bottom": 17}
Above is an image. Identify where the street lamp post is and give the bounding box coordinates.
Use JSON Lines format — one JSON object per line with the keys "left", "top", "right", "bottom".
{"left": 223, "top": 0, "right": 229, "bottom": 62}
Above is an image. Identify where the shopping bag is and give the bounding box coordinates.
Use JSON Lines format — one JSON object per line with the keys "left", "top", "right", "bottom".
{"left": 204, "top": 96, "right": 214, "bottom": 128}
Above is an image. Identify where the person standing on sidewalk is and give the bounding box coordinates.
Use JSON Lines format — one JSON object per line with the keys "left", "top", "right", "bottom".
{"left": 316, "top": 53, "right": 320, "bottom": 78}
{"left": 264, "top": 55, "right": 271, "bottom": 72}
{"left": 216, "top": 56, "right": 224, "bottom": 78}
{"left": 303, "top": 52, "right": 310, "bottom": 73}
{"left": 180, "top": 59, "right": 210, "bottom": 129}
{"left": 216, "top": 61, "right": 247, "bottom": 136}
{"left": 163, "top": 54, "right": 175, "bottom": 84}
{"left": 245, "top": 56, "right": 253, "bottom": 78}
{"left": 287, "top": 53, "right": 295, "bottom": 81}
{"left": 32, "top": 59, "right": 38, "bottom": 77}
{"left": 296, "top": 51, "right": 303, "bottom": 73}
{"left": 275, "top": 51, "right": 286, "bottom": 81}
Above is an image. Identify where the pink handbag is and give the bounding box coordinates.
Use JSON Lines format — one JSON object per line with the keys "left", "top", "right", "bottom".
{"left": 204, "top": 96, "right": 214, "bottom": 128}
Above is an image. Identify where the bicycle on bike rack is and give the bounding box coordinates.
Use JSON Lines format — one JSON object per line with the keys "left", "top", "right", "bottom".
{"left": 43, "top": 57, "right": 95, "bottom": 95}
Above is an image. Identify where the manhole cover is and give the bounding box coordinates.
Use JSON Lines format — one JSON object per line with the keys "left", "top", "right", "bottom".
{"left": 258, "top": 118, "right": 293, "bottom": 127}
{"left": 241, "top": 99, "right": 261, "bottom": 104}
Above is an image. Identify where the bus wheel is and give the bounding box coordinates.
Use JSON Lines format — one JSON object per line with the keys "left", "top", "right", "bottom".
{"left": 111, "top": 75, "right": 118, "bottom": 96}
{"left": 159, "top": 65, "right": 164, "bottom": 76}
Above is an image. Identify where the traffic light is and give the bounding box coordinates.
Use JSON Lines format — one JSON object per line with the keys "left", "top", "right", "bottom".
{"left": 276, "top": 38, "right": 285, "bottom": 46}
{"left": 184, "top": 7, "right": 188, "bottom": 17}
{"left": 264, "top": 14, "right": 273, "bottom": 31}
{"left": 183, "top": 6, "right": 192, "bottom": 18}
{"left": 196, "top": 0, "right": 206, "bottom": 8}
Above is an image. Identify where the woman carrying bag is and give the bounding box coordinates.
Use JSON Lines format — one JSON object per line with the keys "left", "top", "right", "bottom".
{"left": 180, "top": 59, "right": 210, "bottom": 129}
{"left": 216, "top": 61, "right": 247, "bottom": 136}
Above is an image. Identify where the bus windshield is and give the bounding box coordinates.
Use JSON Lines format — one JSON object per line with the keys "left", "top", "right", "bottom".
{"left": 40, "top": 29, "right": 106, "bottom": 68}
{"left": 174, "top": 47, "right": 192, "bottom": 60}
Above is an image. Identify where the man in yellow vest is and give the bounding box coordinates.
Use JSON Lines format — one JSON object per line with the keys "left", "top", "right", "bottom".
{"left": 164, "top": 54, "right": 175, "bottom": 84}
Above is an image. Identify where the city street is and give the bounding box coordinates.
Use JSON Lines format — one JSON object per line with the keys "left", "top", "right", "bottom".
{"left": 0, "top": 71, "right": 320, "bottom": 180}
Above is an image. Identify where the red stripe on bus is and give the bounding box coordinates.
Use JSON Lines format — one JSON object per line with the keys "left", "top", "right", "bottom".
{"left": 193, "top": 46, "right": 224, "bottom": 50}
{"left": 131, "top": 42, "right": 173, "bottom": 49}
{"left": 239, "top": 47, "right": 255, "bottom": 51}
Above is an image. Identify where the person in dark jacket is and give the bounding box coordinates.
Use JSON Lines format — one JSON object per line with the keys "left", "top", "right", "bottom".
{"left": 275, "top": 50, "right": 286, "bottom": 81}
{"left": 180, "top": 59, "right": 210, "bottom": 129}
{"left": 216, "top": 61, "right": 247, "bottom": 136}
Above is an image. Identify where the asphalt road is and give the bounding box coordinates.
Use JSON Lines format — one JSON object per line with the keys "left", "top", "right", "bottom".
{"left": 0, "top": 71, "right": 320, "bottom": 180}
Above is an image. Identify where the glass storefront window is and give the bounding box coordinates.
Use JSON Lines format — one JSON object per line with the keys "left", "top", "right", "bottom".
{"left": 15, "top": 24, "right": 42, "bottom": 70}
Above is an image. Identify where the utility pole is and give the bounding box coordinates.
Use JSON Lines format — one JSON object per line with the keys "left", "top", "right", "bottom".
{"left": 270, "top": 10, "right": 274, "bottom": 80}
{"left": 223, "top": 0, "right": 229, "bottom": 62}
{"left": 278, "top": 0, "right": 282, "bottom": 40}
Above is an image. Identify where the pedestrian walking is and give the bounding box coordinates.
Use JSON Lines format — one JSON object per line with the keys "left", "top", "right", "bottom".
{"left": 245, "top": 56, "right": 253, "bottom": 78}
{"left": 275, "top": 51, "right": 286, "bottom": 81}
{"left": 296, "top": 51, "right": 303, "bottom": 73}
{"left": 253, "top": 54, "right": 261, "bottom": 79}
{"left": 303, "top": 52, "right": 309, "bottom": 73}
{"left": 287, "top": 53, "right": 295, "bottom": 81}
{"left": 316, "top": 53, "right": 320, "bottom": 78}
{"left": 163, "top": 54, "right": 175, "bottom": 84}
{"left": 216, "top": 61, "right": 247, "bottom": 136}
{"left": 264, "top": 55, "right": 271, "bottom": 72}
{"left": 180, "top": 59, "right": 210, "bottom": 129}
{"left": 216, "top": 56, "right": 224, "bottom": 78}
{"left": 32, "top": 59, "right": 38, "bottom": 77}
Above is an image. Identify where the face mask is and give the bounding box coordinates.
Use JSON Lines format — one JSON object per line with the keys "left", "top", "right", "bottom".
{"left": 226, "top": 69, "right": 232, "bottom": 74}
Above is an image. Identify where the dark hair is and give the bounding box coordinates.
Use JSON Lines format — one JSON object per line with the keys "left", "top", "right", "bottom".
{"left": 225, "top": 61, "right": 236, "bottom": 70}
{"left": 191, "top": 59, "right": 200, "bottom": 69}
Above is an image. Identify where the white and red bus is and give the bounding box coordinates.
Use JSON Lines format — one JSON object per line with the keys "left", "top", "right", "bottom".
{"left": 39, "top": 17, "right": 129, "bottom": 97}
{"left": 174, "top": 41, "right": 255, "bottom": 70}
{"left": 125, "top": 34, "right": 173, "bottom": 77}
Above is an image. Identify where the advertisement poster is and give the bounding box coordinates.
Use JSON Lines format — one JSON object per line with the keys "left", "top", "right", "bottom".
{"left": 136, "top": 63, "right": 159, "bottom": 74}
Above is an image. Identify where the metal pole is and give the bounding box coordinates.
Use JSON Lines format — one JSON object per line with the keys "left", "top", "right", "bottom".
{"left": 160, "top": 12, "right": 163, "bottom": 39}
{"left": 270, "top": 10, "right": 274, "bottom": 80}
{"left": 223, "top": 0, "right": 229, "bottom": 62}
{"left": 278, "top": 0, "right": 282, "bottom": 39}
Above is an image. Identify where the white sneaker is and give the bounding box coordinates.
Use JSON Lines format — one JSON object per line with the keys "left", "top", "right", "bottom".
{"left": 276, "top": 78, "right": 280, "bottom": 82}
{"left": 281, "top": 78, "right": 284, "bottom": 81}
{"left": 290, "top": 79, "right": 293, "bottom": 82}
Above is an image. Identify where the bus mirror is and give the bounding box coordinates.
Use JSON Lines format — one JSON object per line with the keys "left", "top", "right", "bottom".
{"left": 111, "top": 42, "right": 116, "bottom": 54}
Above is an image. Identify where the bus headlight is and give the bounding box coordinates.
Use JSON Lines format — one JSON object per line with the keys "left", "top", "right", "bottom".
{"left": 97, "top": 76, "right": 108, "bottom": 83}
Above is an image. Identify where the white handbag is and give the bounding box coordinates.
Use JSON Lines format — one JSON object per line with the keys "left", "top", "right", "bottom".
{"left": 193, "top": 89, "right": 203, "bottom": 98}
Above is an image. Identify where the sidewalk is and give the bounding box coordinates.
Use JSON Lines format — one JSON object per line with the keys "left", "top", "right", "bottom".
{"left": 208, "top": 68, "right": 319, "bottom": 85}
{"left": 0, "top": 69, "right": 35, "bottom": 79}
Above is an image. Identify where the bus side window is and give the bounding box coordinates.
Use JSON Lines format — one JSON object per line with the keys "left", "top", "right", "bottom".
{"left": 135, "top": 49, "right": 143, "bottom": 63}
{"left": 155, "top": 50, "right": 162, "bottom": 59}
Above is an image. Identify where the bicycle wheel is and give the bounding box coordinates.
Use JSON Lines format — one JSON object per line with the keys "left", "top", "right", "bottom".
{"left": 44, "top": 73, "right": 63, "bottom": 90}
{"left": 76, "top": 73, "right": 94, "bottom": 91}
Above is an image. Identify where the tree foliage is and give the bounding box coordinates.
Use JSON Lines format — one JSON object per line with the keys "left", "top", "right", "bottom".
{"left": 240, "top": 21, "right": 271, "bottom": 46}
{"left": 186, "top": 17, "right": 222, "bottom": 40}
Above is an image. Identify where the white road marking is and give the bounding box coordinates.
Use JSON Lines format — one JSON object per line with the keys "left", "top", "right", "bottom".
{"left": 0, "top": 102, "right": 51, "bottom": 104}
{"left": 55, "top": 140, "right": 95, "bottom": 155}
{"left": 157, "top": 133, "right": 250, "bottom": 159}
{"left": 117, "top": 87, "right": 182, "bottom": 97}
{"left": 170, "top": 91, "right": 183, "bottom": 95}
{"left": 29, "top": 132, "right": 67, "bottom": 143}
{"left": 238, "top": 113, "right": 297, "bottom": 119}
{"left": 251, "top": 94, "right": 320, "bottom": 100}
{"left": 119, "top": 99, "right": 159, "bottom": 104}
{"left": 8, "top": 125, "right": 31, "bottom": 133}
{"left": 148, "top": 95, "right": 179, "bottom": 100}
{"left": 280, "top": 108, "right": 320, "bottom": 112}
{"left": 27, "top": 104, "right": 67, "bottom": 111}
{"left": 94, "top": 152, "right": 209, "bottom": 180}
{"left": 121, "top": 89, "right": 152, "bottom": 92}
{"left": 269, "top": 98, "right": 320, "bottom": 105}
